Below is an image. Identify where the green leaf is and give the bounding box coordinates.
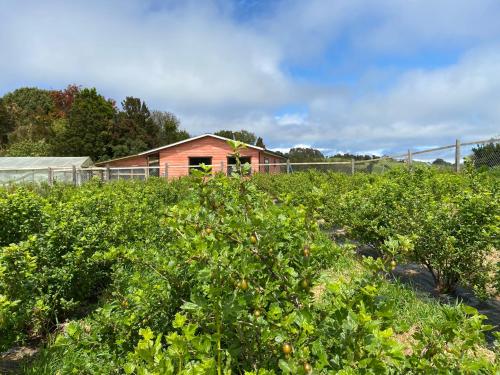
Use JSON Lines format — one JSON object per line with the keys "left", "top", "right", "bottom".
{"left": 172, "top": 313, "right": 187, "bottom": 329}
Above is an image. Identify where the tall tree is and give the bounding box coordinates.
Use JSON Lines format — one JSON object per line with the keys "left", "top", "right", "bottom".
{"left": 50, "top": 84, "right": 80, "bottom": 118}
{"left": 255, "top": 137, "right": 266, "bottom": 148}
{"left": 151, "top": 110, "right": 190, "bottom": 146}
{"left": 109, "top": 97, "right": 160, "bottom": 157}
{"left": 2, "top": 87, "right": 56, "bottom": 143}
{"left": 58, "top": 88, "right": 116, "bottom": 160}
{"left": 214, "top": 129, "right": 256, "bottom": 145}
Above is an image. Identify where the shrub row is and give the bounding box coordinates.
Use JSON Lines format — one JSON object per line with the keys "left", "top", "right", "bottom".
{"left": 0, "top": 162, "right": 498, "bottom": 373}
{"left": 254, "top": 167, "right": 499, "bottom": 298}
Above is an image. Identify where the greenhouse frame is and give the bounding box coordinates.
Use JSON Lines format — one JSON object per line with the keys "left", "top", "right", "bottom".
{"left": 0, "top": 157, "right": 94, "bottom": 185}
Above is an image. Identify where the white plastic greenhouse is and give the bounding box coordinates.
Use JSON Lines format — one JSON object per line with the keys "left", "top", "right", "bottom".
{"left": 0, "top": 157, "right": 94, "bottom": 185}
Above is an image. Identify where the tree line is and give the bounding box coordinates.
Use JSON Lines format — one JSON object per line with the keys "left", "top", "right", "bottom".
{"left": 0, "top": 85, "right": 276, "bottom": 162}
{"left": 3, "top": 85, "right": 495, "bottom": 166}
{"left": 0, "top": 86, "right": 190, "bottom": 161}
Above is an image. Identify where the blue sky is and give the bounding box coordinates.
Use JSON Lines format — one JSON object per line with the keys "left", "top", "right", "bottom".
{"left": 1, "top": 0, "right": 499, "bottom": 155}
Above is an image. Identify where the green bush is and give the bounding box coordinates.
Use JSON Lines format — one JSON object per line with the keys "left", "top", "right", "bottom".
{"left": 0, "top": 187, "right": 47, "bottom": 246}
{"left": 0, "top": 161, "right": 496, "bottom": 373}
{"left": 343, "top": 167, "right": 499, "bottom": 296}
{"left": 257, "top": 168, "right": 499, "bottom": 297}
{"left": 0, "top": 178, "right": 186, "bottom": 350}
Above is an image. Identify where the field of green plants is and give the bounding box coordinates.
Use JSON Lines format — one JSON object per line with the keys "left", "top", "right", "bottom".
{"left": 0, "top": 159, "right": 499, "bottom": 373}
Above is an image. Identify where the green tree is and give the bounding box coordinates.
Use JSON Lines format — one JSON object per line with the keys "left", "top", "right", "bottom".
{"left": 472, "top": 141, "right": 500, "bottom": 168}
{"left": 2, "top": 87, "right": 56, "bottom": 143}
{"left": 214, "top": 129, "right": 256, "bottom": 145}
{"left": 255, "top": 136, "right": 266, "bottom": 148}
{"left": 58, "top": 88, "right": 116, "bottom": 160}
{"left": 287, "top": 147, "right": 325, "bottom": 162}
{"left": 109, "top": 97, "right": 159, "bottom": 157}
{"left": 151, "top": 111, "right": 190, "bottom": 146}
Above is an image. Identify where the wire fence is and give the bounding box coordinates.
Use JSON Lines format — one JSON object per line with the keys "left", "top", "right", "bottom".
{"left": 0, "top": 137, "right": 498, "bottom": 185}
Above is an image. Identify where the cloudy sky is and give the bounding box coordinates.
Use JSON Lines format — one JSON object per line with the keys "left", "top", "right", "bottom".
{"left": 1, "top": 0, "right": 499, "bottom": 155}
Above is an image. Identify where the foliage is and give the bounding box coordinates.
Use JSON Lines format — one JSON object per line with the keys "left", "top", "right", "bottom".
{"left": 1, "top": 87, "right": 56, "bottom": 143}
{"left": 0, "top": 163, "right": 497, "bottom": 373}
{"left": 343, "top": 167, "right": 499, "bottom": 297}
{"left": 4, "top": 139, "right": 53, "bottom": 156}
{"left": 50, "top": 84, "right": 80, "bottom": 118}
{"left": 472, "top": 141, "right": 500, "bottom": 168}
{"left": 253, "top": 168, "right": 499, "bottom": 298}
{"left": 151, "top": 110, "right": 190, "bottom": 146}
{"left": 432, "top": 158, "right": 452, "bottom": 166}
{"left": 328, "top": 153, "right": 377, "bottom": 161}
{"left": 0, "top": 179, "right": 187, "bottom": 350}
{"left": 255, "top": 136, "right": 266, "bottom": 148}
{"left": 0, "top": 187, "right": 47, "bottom": 246}
{"left": 110, "top": 97, "right": 158, "bottom": 157}
{"left": 0, "top": 85, "right": 188, "bottom": 161}
{"left": 287, "top": 147, "right": 324, "bottom": 162}
{"left": 55, "top": 88, "right": 116, "bottom": 160}
{"left": 0, "top": 98, "right": 15, "bottom": 147}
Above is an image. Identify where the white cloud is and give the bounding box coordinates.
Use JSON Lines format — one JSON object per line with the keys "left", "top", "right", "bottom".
{"left": 0, "top": 0, "right": 499, "bottom": 154}
{"left": 274, "top": 113, "right": 308, "bottom": 127}
{"left": 305, "top": 47, "right": 500, "bottom": 149}
{"left": 0, "top": 0, "right": 292, "bottom": 109}
{"left": 178, "top": 46, "right": 500, "bottom": 155}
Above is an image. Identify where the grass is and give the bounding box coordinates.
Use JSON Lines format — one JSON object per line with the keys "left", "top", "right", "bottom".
{"left": 316, "top": 247, "right": 463, "bottom": 332}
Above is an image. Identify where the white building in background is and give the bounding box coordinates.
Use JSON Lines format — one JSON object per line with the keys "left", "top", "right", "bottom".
{"left": 0, "top": 157, "right": 93, "bottom": 184}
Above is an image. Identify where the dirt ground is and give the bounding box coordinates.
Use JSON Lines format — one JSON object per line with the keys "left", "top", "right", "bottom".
{"left": 0, "top": 346, "right": 38, "bottom": 374}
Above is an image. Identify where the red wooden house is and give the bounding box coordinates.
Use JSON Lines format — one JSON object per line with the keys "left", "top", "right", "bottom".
{"left": 95, "top": 134, "right": 286, "bottom": 179}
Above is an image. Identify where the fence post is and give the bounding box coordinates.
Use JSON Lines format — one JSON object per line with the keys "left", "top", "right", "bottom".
{"left": 164, "top": 163, "right": 168, "bottom": 179}
{"left": 286, "top": 159, "right": 291, "bottom": 174}
{"left": 350, "top": 159, "right": 355, "bottom": 175}
{"left": 455, "top": 139, "right": 461, "bottom": 172}
{"left": 72, "top": 165, "right": 77, "bottom": 185}
{"left": 145, "top": 166, "right": 149, "bottom": 180}
{"left": 48, "top": 167, "right": 53, "bottom": 185}
{"left": 105, "top": 167, "right": 110, "bottom": 182}
{"left": 407, "top": 149, "right": 412, "bottom": 168}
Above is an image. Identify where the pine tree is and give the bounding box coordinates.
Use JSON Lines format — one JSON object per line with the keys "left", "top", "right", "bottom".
{"left": 255, "top": 137, "right": 265, "bottom": 148}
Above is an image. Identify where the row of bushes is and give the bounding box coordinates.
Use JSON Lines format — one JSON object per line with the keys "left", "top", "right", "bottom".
{"left": 254, "top": 166, "right": 499, "bottom": 299}
{"left": 0, "top": 179, "right": 188, "bottom": 350}
{"left": 0, "top": 159, "right": 498, "bottom": 372}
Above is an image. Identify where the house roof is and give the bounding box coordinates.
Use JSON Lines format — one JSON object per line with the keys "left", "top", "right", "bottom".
{"left": 138, "top": 134, "right": 265, "bottom": 155}
{"left": 0, "top": 157, "right": 93, "bottom": 169}
{"left": 96, "top": 134, "right": 286, "bottom": 165}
